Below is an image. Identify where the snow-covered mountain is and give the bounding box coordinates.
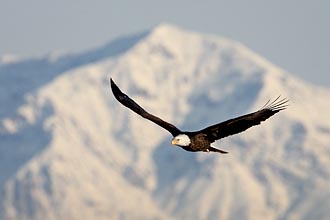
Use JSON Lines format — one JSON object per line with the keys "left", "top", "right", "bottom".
{"left": 0, "top": 24, "right": 329, "bottom": 220}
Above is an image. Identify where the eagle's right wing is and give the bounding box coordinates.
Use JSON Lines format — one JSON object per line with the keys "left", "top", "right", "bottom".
{"left": 197, "top": 96, "right": 289, "bottom": 143}
{"left": 110, "top": 78, "right": 182, "bottom": 137}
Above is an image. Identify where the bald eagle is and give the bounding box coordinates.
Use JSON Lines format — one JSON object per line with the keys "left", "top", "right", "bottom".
{"left": 110, "top": 78, "right": 288, "bottom": 154}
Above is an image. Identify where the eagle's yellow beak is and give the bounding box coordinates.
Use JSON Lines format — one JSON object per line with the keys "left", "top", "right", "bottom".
{"left": 171, "top": 139, "right": 178, "bottom": 145}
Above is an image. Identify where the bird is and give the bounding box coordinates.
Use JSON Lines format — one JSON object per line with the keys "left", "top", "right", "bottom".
{"left": 110, "top": 78, "right": 288, "bottom": 154}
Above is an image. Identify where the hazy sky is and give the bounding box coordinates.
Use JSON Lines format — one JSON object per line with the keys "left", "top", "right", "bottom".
{"left": 1, "top": 0, "right": 329, "bottom": 87}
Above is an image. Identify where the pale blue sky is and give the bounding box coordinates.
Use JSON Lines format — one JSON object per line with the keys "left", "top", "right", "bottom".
{"left": 1, "top": 0, "right": 329, "bottom": 87}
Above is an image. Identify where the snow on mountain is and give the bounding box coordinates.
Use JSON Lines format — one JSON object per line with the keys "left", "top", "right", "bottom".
{"left": 0, "top": 24, "right": 329, "bottom": 220}
{"left": 0, "top": 55, "right": 20, "bottom": 65}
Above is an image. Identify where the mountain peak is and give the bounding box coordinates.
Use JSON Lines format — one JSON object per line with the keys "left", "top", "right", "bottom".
{"left": 151, "top": 23, "right": 183, "bottom": 34}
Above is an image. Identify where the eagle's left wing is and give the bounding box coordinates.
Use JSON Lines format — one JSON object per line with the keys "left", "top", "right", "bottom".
{"left": 197, "top": 97, "right": 289, "bottom": 143}
{"left": 110, "top": 78, "right": 182, "bottom": 137}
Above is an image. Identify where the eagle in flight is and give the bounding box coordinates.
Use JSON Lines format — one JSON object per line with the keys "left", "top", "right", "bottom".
{"left": 110, "top": 78, "right": 288, "bottom": 154}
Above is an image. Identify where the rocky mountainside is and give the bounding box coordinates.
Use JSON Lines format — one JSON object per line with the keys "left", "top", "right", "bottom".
{"left": 0, "top": 24, "right": 329, "bottom": 220}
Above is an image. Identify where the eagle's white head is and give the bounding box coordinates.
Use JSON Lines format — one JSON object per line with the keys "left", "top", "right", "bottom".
{"left": 171, "top": 134, "right": 191, "bottom": 147}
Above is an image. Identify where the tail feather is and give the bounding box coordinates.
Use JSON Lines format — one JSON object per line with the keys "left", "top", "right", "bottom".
{"left": 209, "top": 146, "right": 228, "bottom": 154}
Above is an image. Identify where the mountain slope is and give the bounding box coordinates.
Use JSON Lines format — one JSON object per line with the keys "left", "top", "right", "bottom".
{"left": 1, "top": 24, "right": 329, "bottom": 220}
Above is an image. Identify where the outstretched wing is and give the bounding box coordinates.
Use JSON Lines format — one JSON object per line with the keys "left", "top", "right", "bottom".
{"left": 197, "top": 96, "right": 289, "bottom": 142}
{"left": 110, "top": 78, "right": 182, "bottom": 137}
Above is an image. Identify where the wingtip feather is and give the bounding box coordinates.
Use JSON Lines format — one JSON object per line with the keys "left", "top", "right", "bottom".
{"left": 109, "top": 78, "right": 122, "bottom": 97}
{"left": 110, "top": 77, "right": 115, "bottom": 88}
{"left": 262, "top": 96, "right": 289, "bottom": 112}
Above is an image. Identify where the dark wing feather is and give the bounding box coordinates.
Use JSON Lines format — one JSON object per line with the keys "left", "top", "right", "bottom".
{"left": 198, "top": 96, "right": 289, "bottom": 142}
{"left": 110, "top": 78, "right": 181, "bottom": 136}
